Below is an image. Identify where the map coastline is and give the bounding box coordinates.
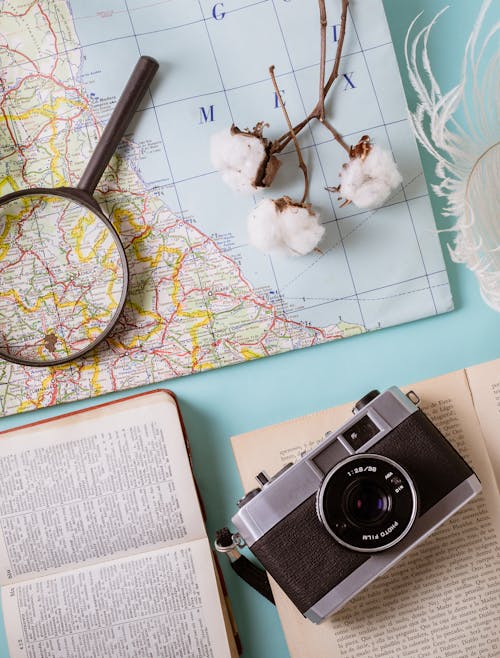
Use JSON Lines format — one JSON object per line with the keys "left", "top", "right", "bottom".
{"left": 0, "top": 0, "right": 452, "bottom": 416}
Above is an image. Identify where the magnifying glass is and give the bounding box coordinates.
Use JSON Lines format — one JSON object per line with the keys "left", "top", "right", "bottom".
{"left": 0, "top": 55, "right": 159, "bottom": 367}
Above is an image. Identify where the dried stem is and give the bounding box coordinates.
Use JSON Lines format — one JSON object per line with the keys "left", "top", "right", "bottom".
{"left": 272, "top": 0, "right": 350, "bottom": 155}
{"left": 269, "top": 65, "right": 309, "bottom": 204}
{"left": 320, "top": 116, "right": 350, "bottom": 152}
{"left": 322, "top": 0, "right": 349, "bottom": 98}
{"left": 318, "top": 0, "right": 328, "bottom": 121}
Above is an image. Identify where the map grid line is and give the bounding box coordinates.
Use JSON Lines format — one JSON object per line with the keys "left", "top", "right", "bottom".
{"left": 0, "top": 0, "right": 453, "bottom": 416}
{"left": 347, "top": 13, "right": 439, "bottom": 315}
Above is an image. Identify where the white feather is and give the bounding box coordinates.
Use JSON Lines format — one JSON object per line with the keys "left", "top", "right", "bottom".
{"left": 405, "top": 1, "right": 500, "bottom": 310}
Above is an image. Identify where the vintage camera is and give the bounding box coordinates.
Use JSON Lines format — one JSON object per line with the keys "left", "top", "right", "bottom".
{"left": 232, "top": 387, "right": 481, "bottom": 623}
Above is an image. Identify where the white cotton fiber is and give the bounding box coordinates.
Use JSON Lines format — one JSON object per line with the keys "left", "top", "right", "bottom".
{"left": 210, "top": 129, "right": 267, "bottom": 194}
{"left": 247, "top": 199, "right": 283, "bottom": 252}
{"left": 248, "top": 198, "right": 324, "bottom": 256}
{"left": 280, "top": 204, "right": 325, "bottom": 256}
{"left": 340, "top": 145, "right": 403, "bottom": 209}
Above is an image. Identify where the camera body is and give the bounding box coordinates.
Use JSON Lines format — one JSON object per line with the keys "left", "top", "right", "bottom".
{"left": 232, "top": 387, "right": 481, "bottom": 622}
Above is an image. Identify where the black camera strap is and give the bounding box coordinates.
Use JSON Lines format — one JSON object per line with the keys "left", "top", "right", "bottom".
{"left": 214, "top": 527, "right": 275, "bottom": 604}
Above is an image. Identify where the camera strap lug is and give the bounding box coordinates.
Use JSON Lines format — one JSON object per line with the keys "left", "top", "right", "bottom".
{"left": 214, "top": 527, "right": 275, "bottom": 604}
{"left": 215, "top": 529, "right": 246, "bottom": 560}
{"left": 406, "top": 390, "right": 420, "bottom": 405}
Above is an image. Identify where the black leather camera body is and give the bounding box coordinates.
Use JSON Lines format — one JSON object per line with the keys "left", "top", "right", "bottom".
{"left": 232, "top": 387, "right": 481, "bottom": 622}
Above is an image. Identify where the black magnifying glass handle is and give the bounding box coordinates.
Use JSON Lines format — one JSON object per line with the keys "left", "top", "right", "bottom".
{"left": 77, "top": 55, "right": 159, "bottom": 195}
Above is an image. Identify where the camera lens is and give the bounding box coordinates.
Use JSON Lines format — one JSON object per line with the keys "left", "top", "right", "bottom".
{"left": 317, "top": 454, "right": 418, "bottom": 552}
{"left": 344, "top": 480, "right": 390, "bottom": 526}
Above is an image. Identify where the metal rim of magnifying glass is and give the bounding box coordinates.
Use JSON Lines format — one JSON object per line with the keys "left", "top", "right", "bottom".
{"left": 0, "top": 187, "right": 129, "bottom": 368}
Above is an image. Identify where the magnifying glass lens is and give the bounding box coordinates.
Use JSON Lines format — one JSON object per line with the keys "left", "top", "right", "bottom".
{"left": 0, "top": 194, "right": 125, "bottom": 365}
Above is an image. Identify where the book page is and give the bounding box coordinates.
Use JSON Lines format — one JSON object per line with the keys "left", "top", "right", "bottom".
{"left": 231, "top": 368, "right": 500, "bottom": 658}
{"left": 466, "top": 358, "right": 500, "bottom": 489}
{"left": 0, "top": 391, "right": 205, "bottom": 584}
{"left": 2, "top": 538, "right": 233, "bottom": 658}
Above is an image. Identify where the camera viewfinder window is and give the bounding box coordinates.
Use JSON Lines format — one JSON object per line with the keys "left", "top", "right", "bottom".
{"left": 343, "top": 415, "right": 380, "bottom": 451}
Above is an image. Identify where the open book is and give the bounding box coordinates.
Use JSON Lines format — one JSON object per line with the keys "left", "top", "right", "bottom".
{"left": 0, "top": 390, "right": 238, "bottom": 658}
{"left": 232, "top": 359, "right": 500, "bottom": 658}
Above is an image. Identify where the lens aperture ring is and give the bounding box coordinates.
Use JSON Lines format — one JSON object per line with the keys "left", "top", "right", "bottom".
{"left": 317, "top": 454, "right": 418, "bottom": 553}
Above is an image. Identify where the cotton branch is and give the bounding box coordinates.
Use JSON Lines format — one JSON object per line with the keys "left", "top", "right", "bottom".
{"left": 318, "top": 0, "right": 328, "bottom": 120}
{"left": 272, "top": 0, "right": 350, "bottom": 155}
{"left": 317, "top": 0, "right": 350, "bottom": 152}
{"left": 322, "top": 0, "right": 349, "bottom": 99}
{"left": 269, "top": 65, "right": 309, "bottom": 204}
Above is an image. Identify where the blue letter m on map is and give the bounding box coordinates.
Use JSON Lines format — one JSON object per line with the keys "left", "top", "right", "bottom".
{"left": 199, "top": 105, "right": 215, "bottom": 124}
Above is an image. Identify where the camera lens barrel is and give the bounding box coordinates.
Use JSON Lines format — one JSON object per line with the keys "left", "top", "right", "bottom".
{"left": 317, "top": 454, "right": 418, "bottom": 552}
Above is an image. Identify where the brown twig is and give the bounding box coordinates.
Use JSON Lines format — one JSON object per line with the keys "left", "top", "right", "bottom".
{"left": 320, "top": 117, "right": 350, "bottom": 152}
{"left": 272, "top": 0, "right": 350, "bottom": 155}
{"left": 269, "top": 65, "right": 309, "bottom": 204}
{"left": 318, "top": 0, "right": 328, "bottom": 121}
{"left": 322, "top": 0, "right": 349, "bottom": 98}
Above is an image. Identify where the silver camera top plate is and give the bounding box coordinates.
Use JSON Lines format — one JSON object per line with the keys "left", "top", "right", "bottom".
{"left": 233, "top": 387, "right": 418, "bottom": 546}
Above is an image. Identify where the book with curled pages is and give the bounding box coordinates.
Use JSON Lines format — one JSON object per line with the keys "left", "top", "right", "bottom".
{"left": 0, "top": 390, "right": 239, "bottom": 658}
{"left": 231, "top": 359, "right": 500, "bottom": 658}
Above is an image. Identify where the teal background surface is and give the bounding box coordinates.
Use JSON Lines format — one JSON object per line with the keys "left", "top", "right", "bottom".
{"left": 0, "top": 1, "right": 498, "bottom": 657}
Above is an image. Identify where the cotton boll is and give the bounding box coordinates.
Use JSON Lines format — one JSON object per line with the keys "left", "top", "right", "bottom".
{"left": 342, "top": 175, "right": 393, "bottom": 209}
{"left": 339, "top": 144, "right": 403, "bottom": 210}
{"left": 247, "top": 198, "right": 324, "bottom": 256}
{"left": 362, "top": 145, "right": 403, "bottom": 189}
{"left": 280, "top": 205, "right": 325, "bottom": 256}
{"left": 338, "top": 158, "right": 366, "bottom": 200}
{"left": 247, "top": 199, "right": 285, "bottom": 253}
{"left": 210, "top": 128, "right": 267, "bottom": 194}
{"left": 220, "top": 169, "right": 256, "bottom": 195}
